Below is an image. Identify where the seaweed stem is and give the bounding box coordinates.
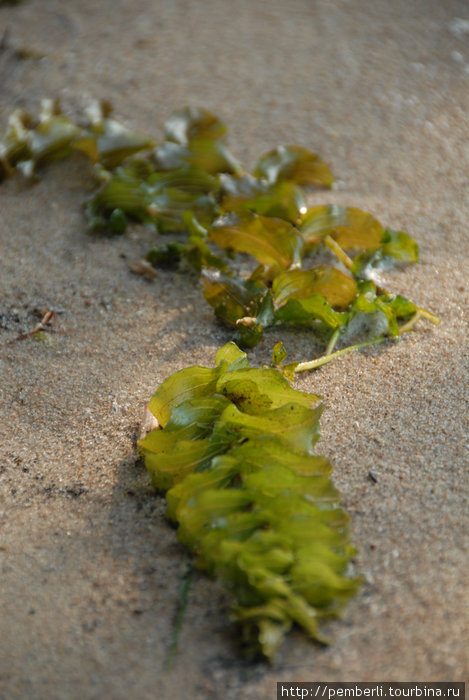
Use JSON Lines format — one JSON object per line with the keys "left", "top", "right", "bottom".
{"left": 293, "top": 336, "right": 387, "bottom": 374}
{"left": 416, "top": 307, "right": 440, "bottom": 325}
{"left": 398, "top": 310, "right": 423, "bottom": 335}
{"left": 324, "top": 235, "right": 353, "bottom": 269}
{"left": 325, "top": 328, "right": 340, "bottom": 356}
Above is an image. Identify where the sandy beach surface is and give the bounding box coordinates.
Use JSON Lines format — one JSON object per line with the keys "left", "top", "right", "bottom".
{"left": 0, "top": 1, "right": 468, "bottom": 698}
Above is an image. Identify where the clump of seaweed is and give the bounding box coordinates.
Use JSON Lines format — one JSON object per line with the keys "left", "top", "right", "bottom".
{"left": 139, "top": 342, "right": 360, "bottom": 660}
{"left": 0, "top": 100, "right": 439, "bottom": 367}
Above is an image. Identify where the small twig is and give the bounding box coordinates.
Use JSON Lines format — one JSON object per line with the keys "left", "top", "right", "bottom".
{"left": 6, "top": 309, "right": 57, "bottom": 344}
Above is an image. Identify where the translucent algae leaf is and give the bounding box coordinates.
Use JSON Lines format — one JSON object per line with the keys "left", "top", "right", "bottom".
{"left": 0, "top": 109, "right": 30, "bottom": 178}
{"left": 271, "top": 341, "right": 287, "bottom": 367}
{"left": 254, "top": 145, "right": 334, "bottom": 188}
{"left": 153, "top": 137, "right": 242, "bottom": 175}
{"left": 219, "top": 176, "right": 306, "bottom": 224}
{"left": 341, "top": 282, "right": 417, "bottom": 342}
{"left": 351, "top": 228, "right": 419, "bottom": 278}
{"left": 139, "top": 344, "right": 361, "bottom": 660}
{"left": 164, "top": 106, "right": 227, "bottom": 145}
{"left": 0, "top": 99, "right": 153, "bottom": 178}
{"left": 275, "top": 295, "right": 349, "bottom": 331}
{"left": 74, "top": 117, "right": 154, "bottom": 169}
{"left": 86, "top": 164, "right": 219, "bottom": 233}
{"left": 216, "top": 366, "right": 320, "bottom": 412}
{"left": 300, "top": 205, "right": 384, "bottom": 251}
{"left": 209, "top": 212, "right": 304, "bottom": 280}
{"left": 0, "top": 100, "right": 81, "bottom": 178}
{"left": 215, "top": 340, "right": 249, "bottom": 371}
{"left": 140, "top": 433, "right": 228, "bottom": 491}
{"left": 146, "top": 213, "right": 228, "bottom": 274}
{"left": 148, "top": 365, "right": 221, "bottom": 426}
{"left": 218, "top": 173, "right": 268, "bottom": 211}
{"left": 146, "top": 239, "right": 226, "bottom": 274}
{"left": 272, "top": 266, "right": 358, "bottom": 311}
{"left": 202, "top": 273, "right": 269, "bottom": 327}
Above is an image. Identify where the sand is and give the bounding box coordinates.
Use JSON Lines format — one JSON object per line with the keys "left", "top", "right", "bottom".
{"left": 0, "top": 1, "right": 468, "bottom": 698}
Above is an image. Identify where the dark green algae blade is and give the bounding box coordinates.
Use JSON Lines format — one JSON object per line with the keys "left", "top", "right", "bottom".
{"left": 138, "top": 342, "right": 361, "bottom": 660}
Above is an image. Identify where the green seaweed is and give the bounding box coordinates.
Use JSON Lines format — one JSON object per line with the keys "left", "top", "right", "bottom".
{"left": 0, "top": 99, "right": 152, "bottom": 180}
{"left": 139, "top": 343, "right": 360, "bottom": 660}
{"left": 0, "top": 101, "right": 439, "bottom": 359}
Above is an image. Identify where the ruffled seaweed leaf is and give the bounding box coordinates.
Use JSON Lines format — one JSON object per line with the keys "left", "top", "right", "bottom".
{"left": 147, "top": 365, "right": 222, "bottom": 427}
{"left": 86, "top": 164, "right": 219, "bottom": 233}
{"left": 300, "top": 204, "right": 384, "bottom": 251}
{"left": 239, "top": 181, "right": 305, "bottom": 224}
{"left": 271, "top": 341, "right": 287, "bottom": 367}
{"left": 341, "top": 280, "right": 417, "bottom": 342}
{"left": 0, "top": 109, "right": 30, "bottom": 178}
{"left": 139, "top": 343, "right": 361, "bottom": 660}
{"left": 146, "top": 212, "right": 228, "bottom": 273}
{"left": 216, "top": 366, "right": 320, "bottom": 412}
{"left": 272, "top": 266, "right": 358, "bottom": 311}
{"left": 254, "top": 145, "right": 334, "bottom": 188}
{"left": 153, "top": 138, "right": 242, "bottom": 175}
{"left": 0, "top": 100, "right": 82, "bottom": 179}
{"left": 74, "top": 118, "right": 153, "bottom": 169}
{"left": 74, "top": 100, "right": 154, "bottom": 169}
{"left": 209, "top": 212, "right": 304, "bottom": 280}
{"left": 218, "top": 173, "right": 268, "bottom": 211}
{"left": 0, "top": 99, "right": 153, "bottom": 179}
{"left": 164, "top": 106, "right": 227, "bottom": 145}
{"left": 219, "top": 175, "right": 306, "bottom": 224}
{"left": 275, "top": 295, "right": 349, "bottom": 332}
{"left": 201, "top": 272, "right": 271, "bottom": 348}
{"left": 351, "top": 228, "right": 419, "bottom": 278}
